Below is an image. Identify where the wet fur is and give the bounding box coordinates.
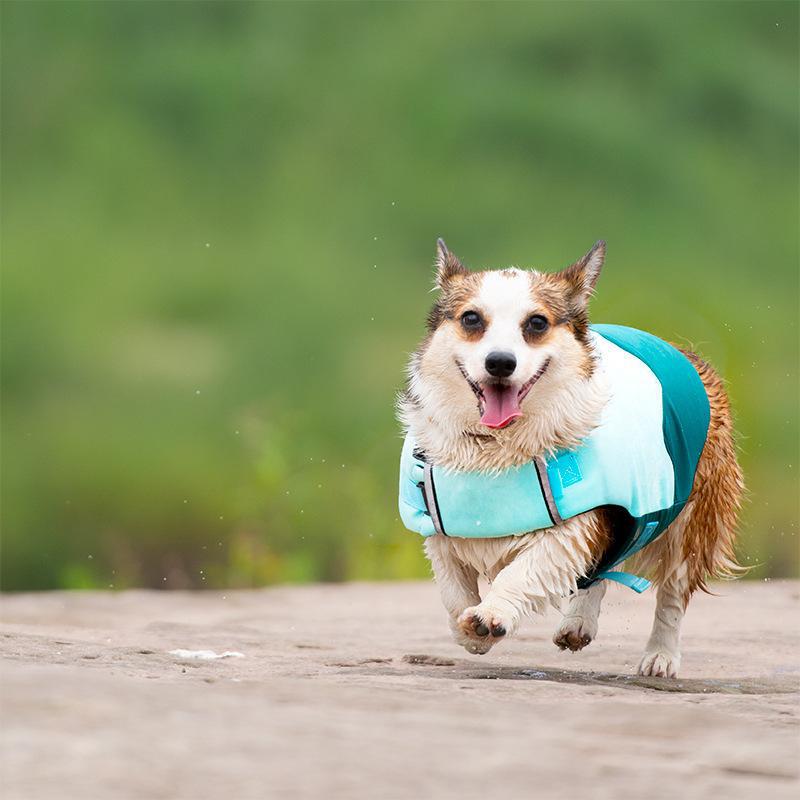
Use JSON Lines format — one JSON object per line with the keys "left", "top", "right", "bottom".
{"left": 399, "top": 241, "right": 743, "bottom": 675}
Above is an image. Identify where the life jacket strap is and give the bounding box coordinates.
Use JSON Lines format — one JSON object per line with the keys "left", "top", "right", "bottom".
{"left": 595, "top": 571, "right": 651, "bottom": 593}
{"left": 421, "top": 460, "right": 446, "bottom": 535}
{"left": 533, "top": 456, "right": 563, "bottom": 526}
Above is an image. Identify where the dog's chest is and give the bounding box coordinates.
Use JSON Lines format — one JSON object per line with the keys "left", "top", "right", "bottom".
{"left": 444, "top": 534, "right": 529, "bottom": 579}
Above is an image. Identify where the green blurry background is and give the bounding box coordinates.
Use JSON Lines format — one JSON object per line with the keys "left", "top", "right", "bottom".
{"left": 2, "top": 1, "right": 797, "bottom": 591}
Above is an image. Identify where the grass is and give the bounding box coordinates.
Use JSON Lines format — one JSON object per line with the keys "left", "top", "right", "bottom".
{"left": 1, "top": 0, "right": 797, "bottom": 589}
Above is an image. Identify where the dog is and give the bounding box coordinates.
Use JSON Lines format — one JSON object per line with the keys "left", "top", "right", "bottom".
{"left": 398, "top": 239, "right": 743, "bottom": 677}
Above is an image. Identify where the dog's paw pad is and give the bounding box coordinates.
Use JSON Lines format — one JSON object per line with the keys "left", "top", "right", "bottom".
{"left": 553, "top": 616, "right": 596, "bottom": 652}
{"left": 455, "top": 606, "right": 512, "bottom": 654}
{"left": 554, "top": 630, "right": 591, "bottom": 651}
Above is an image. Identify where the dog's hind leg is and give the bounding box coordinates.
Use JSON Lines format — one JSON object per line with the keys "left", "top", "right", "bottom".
{"left": 553, "top": 580, "right": 607, "bottom": 652}
{"left": 638, "top": 564, "right": 688, "bottom": 677}
{"left": 633, "top": 506, "right": 693, "bottom": 678}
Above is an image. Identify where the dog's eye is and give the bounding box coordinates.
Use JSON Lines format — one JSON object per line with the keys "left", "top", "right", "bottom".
{"left": 525, "top": 314, "right": 549, "bottom": 334}
{"left": 461, "top": 311, "right": 484, "bottom": 331}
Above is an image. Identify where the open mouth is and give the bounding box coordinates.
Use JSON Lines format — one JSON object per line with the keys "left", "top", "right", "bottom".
{"left": 457, "top": 358, "right": 551, "bottom": 430}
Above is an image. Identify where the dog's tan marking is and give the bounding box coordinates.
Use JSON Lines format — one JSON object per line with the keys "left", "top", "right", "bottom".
{"left": 426, "top": 271, "right": 485, "bottom": 332}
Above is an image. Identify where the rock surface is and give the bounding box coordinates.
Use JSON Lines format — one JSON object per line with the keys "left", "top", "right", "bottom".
{"left": 1, "top": 580, "right": 798, "bottom": 799}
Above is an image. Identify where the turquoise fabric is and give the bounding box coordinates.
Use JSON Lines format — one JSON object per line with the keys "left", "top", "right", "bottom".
{"left": 591, "top": 325, "right": 710, "bottom": 509}
{"left": 399, "top": 435, "right": 554, "bottom": 537}
{"left": 595, "top": 571, "right": 652, "bottom": 593}
{"left": 585, "top": 325, "right": 711, "bottom": 583}
{"left": 398, "top": 435, "right": 437, "bottom": 538}
{"left": 398, "top": 325, "right": 711, "bottom": 589}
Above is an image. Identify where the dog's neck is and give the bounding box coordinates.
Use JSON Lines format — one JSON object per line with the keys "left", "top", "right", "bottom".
{"left": 401, "top": 370, "right": 609, "bottom": 472}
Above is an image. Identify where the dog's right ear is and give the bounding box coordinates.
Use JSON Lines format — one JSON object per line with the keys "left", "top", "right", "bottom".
{"left": 434, "top": 238, "right": 468, "bottom": 288}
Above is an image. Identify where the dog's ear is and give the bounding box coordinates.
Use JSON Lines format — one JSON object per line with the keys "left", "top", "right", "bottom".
{"left": 434, "top": 238, "right": 468, "bottom": 288}
{"left": 559, "top": 240, "right": 605, "bottom": 305}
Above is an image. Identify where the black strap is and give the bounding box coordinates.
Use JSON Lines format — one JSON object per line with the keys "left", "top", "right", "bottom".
{"left": 423, "top": 462, "right": 446, "bottom": 535}
{"left": 534, "top": 457, "right": 563, "bottom": 526}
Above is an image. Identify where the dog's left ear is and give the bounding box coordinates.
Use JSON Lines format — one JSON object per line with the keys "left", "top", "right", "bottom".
{"left": 434, "top": 238, "right": 469, "bottom": 288}
{"left": 559, "top": 240, "right": 606, "bottom": 305}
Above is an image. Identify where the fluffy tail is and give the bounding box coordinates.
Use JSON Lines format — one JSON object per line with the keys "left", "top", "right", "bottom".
{"left": 677, "top": 349, "right": 745, "bottom": 594}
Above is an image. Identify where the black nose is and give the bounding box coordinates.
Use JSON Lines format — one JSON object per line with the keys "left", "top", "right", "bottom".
{"left": 485, "top": 351, "right": 516, "bottom": 378}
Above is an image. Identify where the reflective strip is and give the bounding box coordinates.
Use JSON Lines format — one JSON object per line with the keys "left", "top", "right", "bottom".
{"left": 534, "top": 457, "right": 563, "bottom": 526}
{"left": 423, "top": 462, "right": 446, "bottom": 535}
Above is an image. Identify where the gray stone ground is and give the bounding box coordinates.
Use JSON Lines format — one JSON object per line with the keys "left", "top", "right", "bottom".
{"left": 1, "top": 580, "right": 798, "bottom": 799}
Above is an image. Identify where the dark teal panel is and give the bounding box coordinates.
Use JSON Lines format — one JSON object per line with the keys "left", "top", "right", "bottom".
{"left": 577, "top": 325, "right": 711, "bottom": 588}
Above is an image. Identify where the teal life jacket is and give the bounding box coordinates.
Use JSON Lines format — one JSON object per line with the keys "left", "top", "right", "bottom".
{"left": 398, "top": 324, "right": 711, "bottom": 593}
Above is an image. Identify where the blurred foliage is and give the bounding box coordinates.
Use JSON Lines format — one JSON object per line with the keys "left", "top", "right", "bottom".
{"left": 1, "top": 1, "right": 797, "bottom": 590}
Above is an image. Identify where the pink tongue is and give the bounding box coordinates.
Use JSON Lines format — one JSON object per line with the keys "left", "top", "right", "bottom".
{"left": 480, "top": 384, "right": 521, "bottom": 429}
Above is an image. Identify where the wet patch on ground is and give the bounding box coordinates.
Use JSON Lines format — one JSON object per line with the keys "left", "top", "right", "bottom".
{"left": 333, "top": 655, "right": 800, "bottom": 695}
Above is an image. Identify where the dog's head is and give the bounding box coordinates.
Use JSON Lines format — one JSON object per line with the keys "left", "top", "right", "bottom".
{"left": 408, "top": 239, "right": 605, "bottom": 432}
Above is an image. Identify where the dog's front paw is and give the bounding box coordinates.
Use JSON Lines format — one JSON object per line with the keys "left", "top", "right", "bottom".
{"left": 638, "top": 650, "right": 681, "bottom": 678}
{"left": 453, "top": 605, "right": 515, "bottom": 655}
{"left": 553, "top": 615, "right": 598, "bottom": 652}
